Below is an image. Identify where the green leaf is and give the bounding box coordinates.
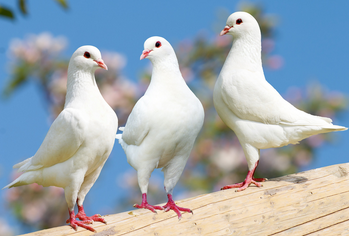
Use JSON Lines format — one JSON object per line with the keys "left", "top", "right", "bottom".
{"left": 3, "top": 64, "right": 31, "bottom": 98}
{"left": 19, "top": 0, "right": 28, "bottom": 15}
{"left": 0, "top": 5, "right": 15, "bottom": 20}
{"left": 55, "top": 0, "right": 68, "bottom": 10}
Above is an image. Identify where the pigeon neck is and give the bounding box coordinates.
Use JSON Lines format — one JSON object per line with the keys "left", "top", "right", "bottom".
{"left": 150, "top": 56, "right": 182, "bottom": 82}
{"left": 65, "top": 65, "right": 99, "bottom": 106}
{"left": 227, "top": 34, "right": 262, "bottom": 71}
{"left": 151, "top": 54, "right": 180, "bottom": 71}
{"left": 146, "top": 56, "right": 186, "bottom": 95}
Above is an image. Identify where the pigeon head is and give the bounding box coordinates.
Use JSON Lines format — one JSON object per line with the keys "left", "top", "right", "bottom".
{"left": 140, "top": 36, "right": 175, "bottom": 62}
{"left": 70, "top": 45, "right": 108, "bottom": 71}
{"left": 220, "top": 11, "right": 260, "bottom": 39}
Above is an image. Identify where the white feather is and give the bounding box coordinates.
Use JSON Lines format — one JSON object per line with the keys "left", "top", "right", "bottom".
{"left": 214, "top": 12, "right": 347, "bottom": 171}
{"left": 118, "top": 36, "right": 204, "bottom": 195}
{"left": 4, "top": 46, "right": 118, "bottom": 213}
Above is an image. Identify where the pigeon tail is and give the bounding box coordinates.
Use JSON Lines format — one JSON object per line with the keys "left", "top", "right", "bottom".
{"left": 115, "top": 127, "right": 124, "bottom": 140}
{"left": 115, "top": 127, "right": 128, "bottom": 151}
{"left": 318, "top": 116, "right": 332, "bottom": 124}
{"left": 3, "top": 171, "right": 41, "bottom": 189}
{"left": 321, "top": 124, "right": 347, "bottom": 132}
{"left": 13, "top": 157, "right": 31, "bottom": 169}
{"left": 3, "top": 179, "right": 20, "bottom": 189}
{"left": 15, "top": 159, "right": 43, "bottom": 173}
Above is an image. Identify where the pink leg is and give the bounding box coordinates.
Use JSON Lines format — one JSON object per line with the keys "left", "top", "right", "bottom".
{"left": 133, "top": 193, "right": 164, "bottom": 213}
{"left": 66, "top": 209, "right": 96, "bottom": 232}
{"left": 162, "top": 194, "right": 193, "bottom": 220}
{"left": 221, "top": 161, "right": 267, "bottom": 192}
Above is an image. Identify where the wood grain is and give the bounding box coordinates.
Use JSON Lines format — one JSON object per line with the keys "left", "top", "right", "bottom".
{"left": 22, "top": 163, "right": 349, "bottom": 236}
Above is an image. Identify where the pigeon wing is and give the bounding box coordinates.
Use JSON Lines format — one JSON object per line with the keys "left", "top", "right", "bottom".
{"left": 17, "top": 108, "right": 87, "bottom": 172}
{"left": 121, "top": 98, "right": 150, "bottom": 146}
{"left": 220, "top": 70, "right": 306, "bottom": 125}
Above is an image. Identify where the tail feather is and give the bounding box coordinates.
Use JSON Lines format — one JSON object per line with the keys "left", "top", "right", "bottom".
{"left": 3, "top": 179, "right": 20, "bottom": 189}
{"left": 321, "top": 125, "right": 347, "bottom": 132}
{"left": 3, "top": 171, "right": 41, "bottom": 190}
{"left": 316, "top": 116, "right": 332, "bottom": 124}
{"left": 115, "top": 127, "right": 128, "bottom": 151}
{"left": 115, "top": 127, "right": 125, "bottom": 140}
{"left": 13, "top": 157, "right": 31, "bottom": 169}
{"left": 14, "top": 157, "right": 43, "bottom": 173}
{"left": 299, "top": 124, "right": 347, "bottom": 139}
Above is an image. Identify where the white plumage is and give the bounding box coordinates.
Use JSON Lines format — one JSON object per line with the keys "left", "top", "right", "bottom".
{"left": 117, "top": 36, "right": 204, "bottom": 219}
{"left": 214, "top": 12, "right": 347, "bottom": 191}
{"left": 4, "top": 46, "right": 118, "bottom": 232}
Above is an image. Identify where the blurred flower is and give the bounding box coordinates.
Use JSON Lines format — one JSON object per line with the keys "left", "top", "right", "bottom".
{"left": 260, "top": 149, "right": 291, "bottom": 173}
{"left": 295, "top": 150, "right": 312, "bottom": 167}
{"left": 0, "top": 218, "right": 14, "bottom": 236}
{"left": 211, "top": 145, "right": 245, "bottom": 173}
{"left": 306, "top": 134, "right": 325, "bottom": 148}
{"left": 116, "top": 169, "right": 138, "bottom": 189}
{"left": 266, "top": 55, "right": 284, "bottom": 70}
{"left": 101, "top": 51, "right": 127, "bottom": 72}
{"left": 262, "top": 38, "right": 275, "bottom": 54}
{"left": 8, "top": 32, "right": 67, "bottom": 64}
{"left": 6, "top": 171, "right": 66, "bottom": 231}
{"left": 3, "top": 3, "right": 347, "bottom": 234}
{"left": 214, "top": 35, "right": 231, "bottom": 47}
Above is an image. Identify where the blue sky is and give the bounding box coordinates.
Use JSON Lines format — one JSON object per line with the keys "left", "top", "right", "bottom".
{"left": 0, "top": 0, "right": 348, "bottom": 234}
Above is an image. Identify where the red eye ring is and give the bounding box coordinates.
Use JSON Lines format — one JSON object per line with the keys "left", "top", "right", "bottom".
{"left": 236, "top": 18, "right": 243, "bottom": 25}
{"left": 155, "top": 41, "right": 161, "bottom": 48}
{"left": 84, "top": 51, "right": 91, "bottom": 58}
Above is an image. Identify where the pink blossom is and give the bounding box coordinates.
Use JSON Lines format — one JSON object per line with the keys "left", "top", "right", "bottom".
{"left": 262, "top": 38, "right": 275, "bottom": 54}
{"left": 306, "top": 134, "right": 325, "bottom": 148}
{"left": 266, "top": 55, "right": 284, "bottom": 70}
{"left": 215, "top": 35, "right": 231, "bottom": 47}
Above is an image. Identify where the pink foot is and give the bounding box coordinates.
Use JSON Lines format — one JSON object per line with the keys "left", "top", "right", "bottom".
{"left": 221, "top": 161, "right": 267, "bottom": 192}
{"left": 67, "top": 209, "right": 96, "bottom": 232}
{"left": 162, "top": 194, "right": 193, "bottom": 220}
{"left": 133, "top": 193, "right": 164, "bottom": 213}
{"left": 76, "top": 204, "right": 106, "bottom": 224}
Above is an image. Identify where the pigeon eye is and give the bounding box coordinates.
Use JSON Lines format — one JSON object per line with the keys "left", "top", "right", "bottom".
{"left": 84, "top": 52, "right": 91, "bottom": 58}
{"left": 236, "top": 18, "right": 243, "bottom": 25}
{"left": 155, "top": 41, "right": 162, "bottom": 48}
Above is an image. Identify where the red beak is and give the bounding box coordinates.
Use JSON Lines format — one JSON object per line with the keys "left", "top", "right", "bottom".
{"left": 140, "top": 49, "right": 152, "bottom": 60}
{"left": 220, "top": 26, "right": 232, "bottom": 36}
{"left": 94, "top": 59, "right": 108, "bottom": 70}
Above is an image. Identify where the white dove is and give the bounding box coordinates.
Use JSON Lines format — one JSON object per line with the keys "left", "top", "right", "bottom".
{"left": 4, "top": 46, "right": 118, "bottom": 232}
{"left": 116, "top": 36, "right": 204, "bottom": 219}
{"left": 214, "top": 11, "right": 347, "bottom": 192}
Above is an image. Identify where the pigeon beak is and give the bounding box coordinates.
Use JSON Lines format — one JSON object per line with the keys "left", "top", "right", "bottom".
{"left": 220, "top": 26, "right": 232, "bottom": 36}
{"left": 140, "top": 49, "right": 152, "bottom": 60}
{"left": 94, "top": 59, "right": 108, "bottom": 70}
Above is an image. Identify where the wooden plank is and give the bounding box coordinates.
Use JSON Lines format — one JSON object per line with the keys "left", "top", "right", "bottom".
{"left": 274, "top": 207, "right": 349, "bottom": 235}
{"left": 306, "top": 219, "right": 349, "bottom": 236}
{"left": 21, "top": 163, "right": 349, "bottom": 236}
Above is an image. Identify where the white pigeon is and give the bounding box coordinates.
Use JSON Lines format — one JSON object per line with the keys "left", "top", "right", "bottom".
{"left": 4, "top": 46, "right": 118, "bottom": 232}
{"left": 214, "top": 11, "right": 347, "bottom": 192}
{"left": 116, "top": 36, "right": 204, "bottom": 219}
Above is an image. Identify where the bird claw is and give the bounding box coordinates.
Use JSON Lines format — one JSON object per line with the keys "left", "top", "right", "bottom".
{"left": 223, "top": 177, "right": 265, "bottom": 192}
{"left": 76, "top": 212, "right": 106, "bottom": 225}
{"left": 133, "top": 193, "right": 164, "bottom": 213}
{"left": 68, "top": 218, "right": 97, "bottom": 232}
{"left": 221, "top": 161, "right": 266, "bottom": 192}
{"left": 134, "top": 203, "right": 163, "bottom": 213}
{"left": 162, "top": 194, "right": 192, "bottom": 219}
